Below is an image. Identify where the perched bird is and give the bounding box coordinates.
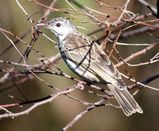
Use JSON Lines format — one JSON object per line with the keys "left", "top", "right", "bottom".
{"left": 37, "top": 17, "right": 143, "bottom": 116}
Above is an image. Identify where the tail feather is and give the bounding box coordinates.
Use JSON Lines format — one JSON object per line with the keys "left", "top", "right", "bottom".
{"left": 108, "top": 84, "right": 143, "bottom": 116}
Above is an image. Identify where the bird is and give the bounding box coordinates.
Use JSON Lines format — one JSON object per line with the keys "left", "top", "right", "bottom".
{"left": 36, "top": 17, "right": 143, "bottom": 116}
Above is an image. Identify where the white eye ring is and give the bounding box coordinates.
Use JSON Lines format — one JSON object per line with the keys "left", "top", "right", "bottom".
{"left": 56, "top": 23, "right": 61, "bottom": 27}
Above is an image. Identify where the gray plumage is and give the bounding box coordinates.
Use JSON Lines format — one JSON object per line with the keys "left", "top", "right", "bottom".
{"left": 43, "top": 17, "right": 143, "bottom": 116}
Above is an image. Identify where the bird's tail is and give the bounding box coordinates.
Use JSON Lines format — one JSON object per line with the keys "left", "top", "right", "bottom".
{"left": 108, "top": 84, "right": 143, "bottom": 116}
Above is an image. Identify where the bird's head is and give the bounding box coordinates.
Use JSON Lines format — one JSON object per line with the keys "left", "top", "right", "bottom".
{"left": 36, "top": 17, "right": 76, "bottom": 42}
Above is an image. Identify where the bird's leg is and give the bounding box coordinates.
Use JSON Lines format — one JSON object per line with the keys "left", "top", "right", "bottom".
{"left": 75, "top": 80, "right": 87, "bottom": 90}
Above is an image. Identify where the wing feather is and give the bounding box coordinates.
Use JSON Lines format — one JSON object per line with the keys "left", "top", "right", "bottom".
{"left": 63, "top": 32, "right": 122, "bottom": 84}
{"left": 61, "top": 32, "right": 143, "bottom": 116}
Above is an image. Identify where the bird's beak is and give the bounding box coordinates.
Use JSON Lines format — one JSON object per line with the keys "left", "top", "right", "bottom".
{"left": 35, "top": 22, "right": 58, "bottom": 35}
{"left": 35, "top": 23, "right": 49, "bottom": 28}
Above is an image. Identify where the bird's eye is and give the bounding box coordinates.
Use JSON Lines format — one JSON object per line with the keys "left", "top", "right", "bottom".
{"left": 56, "top": 23, "right": 61, "bottom": 27}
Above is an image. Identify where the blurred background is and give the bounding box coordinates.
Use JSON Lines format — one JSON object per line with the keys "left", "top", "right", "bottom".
{"left": 0, "top": 0, "right": 159, "bottom": 131}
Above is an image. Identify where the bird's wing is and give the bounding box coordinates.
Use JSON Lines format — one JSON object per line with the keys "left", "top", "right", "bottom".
{"left": 63, "top": 33, "right": 143, "bottom": 115}
{"left": 64, "top": 33, "right": 123, "bottom": 84}
{"left": 90, "top": 43, "right": 123, "bottom": 85}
